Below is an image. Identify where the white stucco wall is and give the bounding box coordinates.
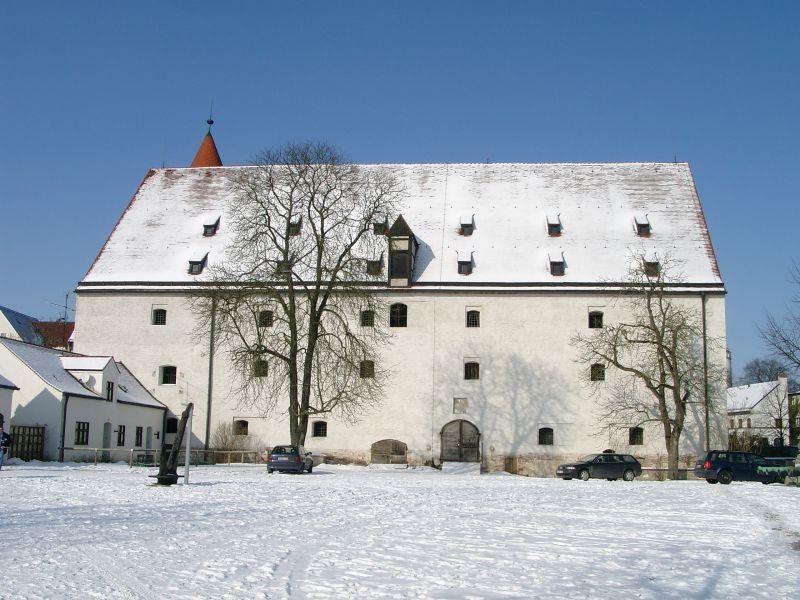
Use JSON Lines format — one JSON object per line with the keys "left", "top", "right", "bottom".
{"left": 74, "top": 289, "right": 727, "bottom": 473}
{"left": 0, "top": 387, "right": 13, "bottom": 426}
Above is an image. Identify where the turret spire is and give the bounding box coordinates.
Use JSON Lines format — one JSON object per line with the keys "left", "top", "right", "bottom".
{"left": 190, "top": 111, "right": 223, "bottom": 168}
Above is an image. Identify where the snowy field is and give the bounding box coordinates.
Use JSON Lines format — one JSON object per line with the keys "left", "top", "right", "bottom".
{"left": 2, "top": 461, "right": 799, "bottom": 600}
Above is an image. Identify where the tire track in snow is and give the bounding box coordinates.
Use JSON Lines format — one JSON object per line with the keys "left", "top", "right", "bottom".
{"left": 79, "top": 545, "right": 152, "bottom": 600}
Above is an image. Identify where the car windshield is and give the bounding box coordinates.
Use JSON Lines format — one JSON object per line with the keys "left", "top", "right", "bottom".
{"left": 271, "top": 446, "right": 296, "bottom": 455}
{"left": 580, "top": 454, "right": 599, "bottom": 462}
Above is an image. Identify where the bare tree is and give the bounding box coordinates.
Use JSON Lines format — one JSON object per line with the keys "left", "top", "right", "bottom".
{"left": 572, "top": 253, "right": 720, "bottom": 479}
{"left": 737, "top": 357, "right": 794, "bottom": 387}
{"left": 761, "top": 263, "right": 800, "bottom": 374}
{"left": 192, "top": 141, "right": 403, "bottom": 445}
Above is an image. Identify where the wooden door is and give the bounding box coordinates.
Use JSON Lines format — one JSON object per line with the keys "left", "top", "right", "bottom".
{"left": 441, "top": 420, "right": 480, "bottom": 462}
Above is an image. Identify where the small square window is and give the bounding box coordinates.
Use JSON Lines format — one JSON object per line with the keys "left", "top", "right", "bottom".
{"left": 152, "top": 308, "right": 167, "bottom": 325}
{"left": 460, "top": 223, "right": 474, "bottom": 236}
{"left": 367, "top": 259, "right": 382, "bottom": 276}
{"left": 234, "top": 420, "right": 249, "bottom": 436}
{"left": 458, "top": 260, "right": 473, "bottom": 275}
{"left": 466, "top": 310, "right": 480, "bottom": 328}
{"left": 588, "top": 311, "right": 603, "bottom": 329}
{"left": 453, "top": 398, "right": 468, "bottom": 414}
{"left": 276, "top": 260, "right": 291, "bottom": 274}
{"left": 635, "top": 216, "right": 651, "bottom": 236}
{"left": 644, "top": 261, "right": 660, "bottom": 277}
{"left": 312, "top": 421, "right": 328, "bottom": 437}
{"left": 590, "top": 363, "right": 605, "bottom": 381}
{"left": 288, "top": 218, "right": 302, "bottom": 236}
{"left": 550, "top": 261, "right": 565, "bottom": 276}
{"left": 258, "top": 310, "right": 274, "bottom": 328}
{"left": 166, "top": 418, "right": 178, "bottom": 434}
{"left": 253, "top": 359, "right": 269, "bottom": 377}
{"left": 538, "top": 427, "right": 554, "bottom": 445}
{"left": 160, "top": 366, "right": 177, "bottom": 385}
{"left": 464, "top": 361, "right": 480, "bottom": 380}
{"left": 361, "top": 310, "right": 375, "bottom": 327}
{"left": 360, "top": 360, "right": 375, "bottom": 378}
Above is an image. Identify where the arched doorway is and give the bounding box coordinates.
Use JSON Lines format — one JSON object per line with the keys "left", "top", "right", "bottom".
{"left": 370, "top": 439, "right": 408, "bottom": 464}
{"left": 440, "top": 420, "right": 480, "bottom": 462}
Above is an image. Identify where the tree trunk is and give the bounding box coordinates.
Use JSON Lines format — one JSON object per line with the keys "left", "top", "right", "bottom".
{"left": 666, "top": 428, "right": 681, "bottom": 480}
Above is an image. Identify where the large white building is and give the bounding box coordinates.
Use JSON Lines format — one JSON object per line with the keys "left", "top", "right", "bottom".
{"left": 73, "top": 131, "right": 727, "bottom": 475}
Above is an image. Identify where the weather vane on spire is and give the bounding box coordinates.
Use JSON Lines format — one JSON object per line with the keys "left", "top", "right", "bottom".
{"left": 207, "top": 101, "right": 214, "bottom": 131}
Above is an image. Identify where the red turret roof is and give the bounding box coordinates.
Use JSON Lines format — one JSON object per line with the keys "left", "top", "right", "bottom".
{"left": 190, "top": 131, "right": 223, "bottom": 167}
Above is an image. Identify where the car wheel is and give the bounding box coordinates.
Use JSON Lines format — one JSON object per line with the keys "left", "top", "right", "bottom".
{"left": 706, "top": 478, "right": 717, "bottom": 484}
{"left": 307, "top": 463, "right": 313, "bottom": 473}
{"left": 622, "top": 469, "right": 635, "bottom": 482}
{"left": 562, "top": 477, "right": 572, "bottom": 480}
{"left": 267, "top": 468, "right": 274, "bottom": 474}
{"left": 717, "top": 470, "right": 733, "bottom": 485}
{"left": 578, "top": 469, "right": 590, "bottom": 481}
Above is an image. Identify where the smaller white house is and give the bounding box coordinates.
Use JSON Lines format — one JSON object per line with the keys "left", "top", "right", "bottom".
{"left": 0, "top": 337, "right": 167, "bottom": 462}
{"left": 0, "top": 372, "right": 18, "bottom": 427}
{"left": 727, "top": 375, "right": 790, "bottom": 449}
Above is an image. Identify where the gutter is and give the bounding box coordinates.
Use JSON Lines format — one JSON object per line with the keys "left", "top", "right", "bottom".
{"left": 59, "top": 393, "right": 70, "bottom": 462}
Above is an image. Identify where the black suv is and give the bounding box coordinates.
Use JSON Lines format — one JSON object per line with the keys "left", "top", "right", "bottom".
{"left": 694, "top": 450, "right": 784, "bottom": 485}
{"left": 556, "top": 453, "right": 642, "bottom": 481}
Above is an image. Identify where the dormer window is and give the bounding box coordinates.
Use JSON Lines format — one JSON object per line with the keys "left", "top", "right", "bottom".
{"left": 188, "top": 253, "right": 208, "bottom": 275}
{"left": 203, "top": 217, "right": 220, "bottom": 237}
{"left": 288, "top": 217, "right": 302, "bottom": 237}
{"left": 635, "top": 215, "right": 651, "bottom": 236}
{"left": 549, "top": 253, "right": 565, "bottom": 276}
{"left": 276, "top": 259, "right": 291, "bottom": 275}
{"left": 458, "top": 259, "right": 473, "bottom": 275}
{"left": 644, "top": 261, "right": 660, "bottom": 277}
{"left": 460, "top": 215, "right": 474, "bottom": 236}
{"left": 547, "top": 215, "right": 562, "bottom": 236}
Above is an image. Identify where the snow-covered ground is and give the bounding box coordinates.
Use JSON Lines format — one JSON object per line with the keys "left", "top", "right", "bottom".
{"left": 2, "top": 460, "right": 798, "bottom": 600}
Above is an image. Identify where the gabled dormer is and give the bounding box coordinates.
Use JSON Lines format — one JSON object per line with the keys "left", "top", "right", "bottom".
{"left": 635, "top": 215, "right": 651, "bottom": 237}
{"left": 387, "top": 215, "right": 418, "bottom": 288}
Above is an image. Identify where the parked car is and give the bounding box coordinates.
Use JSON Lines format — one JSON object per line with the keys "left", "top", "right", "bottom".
{"left": 267, "top": 445, "right": 314, "bottom": 474}
{"left": 556, "top": 453, "right": 642, "bottom": 481}
{"left": 694, "top": 450, "right": 785, "bottom": 485}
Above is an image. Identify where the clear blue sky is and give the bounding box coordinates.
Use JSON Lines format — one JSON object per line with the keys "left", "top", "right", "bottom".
{"left": 1, "top": 1, "right": 798, "bottom": 377}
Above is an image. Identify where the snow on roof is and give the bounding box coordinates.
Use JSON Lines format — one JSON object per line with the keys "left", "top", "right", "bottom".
{"left": 115, "top": 362, "right": 166, "bottom": 409}
{"left": 0, "top": 372, "right": 18, "bottom": 390}
{"left": 60, "top": 356, "right": 114, "bottom": 372}
{"left": 727, "top": 381, "right": 778, "bottom": 412}
{"left": 80, "top": 163, "right": 723, "bottom": 289}
{"left": 0, "top": 338, "right": 99, "bottom": 398}
{"left": 0, "top": 306, "right": 45, "bottom": 345}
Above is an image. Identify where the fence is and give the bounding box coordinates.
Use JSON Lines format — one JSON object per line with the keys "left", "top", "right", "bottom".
{"left": 61, "top": 447, "right": 266, "bottom": 467}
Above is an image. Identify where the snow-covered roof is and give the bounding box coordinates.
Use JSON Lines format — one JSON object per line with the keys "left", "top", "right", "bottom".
{"left": 0, "top": 338, "right": 99, "bottom": 398}
{"left": 80, "top": 163, "right": 723, "bottom": 291}
{"left": 0, "top": 372, "right": 18, "bottom": 390}
{"left": 0, "top": 338, "right": 166, "bottom": 410}
{"left": 727, "top": 381, "right": 778, "bottom": 413}
{"left": 0, "top": 306, "right": 45, "bottom": 345}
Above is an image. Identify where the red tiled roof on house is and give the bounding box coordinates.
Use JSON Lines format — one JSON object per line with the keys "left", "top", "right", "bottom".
{"left": 190, "top": 131, "right": 223, "bottom": 168}
{"left": 33, "top": 320, "right": 75, "bottom": 349}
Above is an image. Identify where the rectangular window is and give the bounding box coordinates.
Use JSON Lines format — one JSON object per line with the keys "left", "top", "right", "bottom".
{"left": 106, "top": 381, "right": 114, "bottom": 402}
{"left": 628, "top": 427, "right": 644, "bottom": 445}
{"left": 75, "top": 421, "right": 89, "bottom": 446}
{"left": 160, "top": 366, "right": 177, "bottom": 385}
{"left": 117, "top": 425, "right": 126, "bottom": 447}
{"left": 152, "top": 308, "right": 167, "bottom": 325}
{"left": 458, "top": 260, "right": 473, "bottom": 275}
{"left": 644, "top": 261, "right": 660, "bottom": 277}
{"left": 312, "top": 421, "right": 328, "bottom": 437}
{"left": 135, "top": 426, "right": 143, "bottom": 447}
{"left": 453, "top": 398, "right": 468, "bottom": 414}
{"left": 464, "top": 361, "right": 480, "bottom": 380}
{"left": 360, "top": 310, "right": 375, "bottom": 327}
{"left": 588, "top": 311, "right": 603, "bottom": 329}
{"left": 203, "top": 217, "right": 220, "bottom": 237}
{"left": 550, "top": 260, "right": 565, "bottom": 276}
{"left": 466, "top": 310, "right": 480, "bottom": 328}
{"left": 258, "top": 310, "right": 274, "bottom": 328}
{"left": 366, "top": 259, "right": 382, "bottom": 276}
{"left": 373, "top": 221, "right": 387, "bottom": 235}
{"left": 276, "top": 260, "right": 291, "bottom": 274}
{"left": 390, "top": 252, "right": 409, "bottom": 278}
{"left": 360, "top": 360, "right": 375, "bottom": 378}
{"left": 288, "top": 218, "right": 302, "bottom": 236}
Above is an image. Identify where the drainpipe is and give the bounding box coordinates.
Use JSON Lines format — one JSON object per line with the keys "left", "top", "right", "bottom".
{"left": 204, "top": 297, "right": 217, "bottom": 450}
{"left": 701, "top": 292, "right": 710, "bottom": 452}
{"left": 59, "top": 393, "right": 70, "bottom": 462}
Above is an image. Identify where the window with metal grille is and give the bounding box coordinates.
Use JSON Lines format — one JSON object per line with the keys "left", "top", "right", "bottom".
{"left": 258, "top": 310, "right": 273, "bottom": 327}
{"left": 390, "top": 252, "right": 409, "bottom": 278}
{"left": 117, "top": 425, "right": 126, "bottom": 447}
{"left": 464, "top": 362, "right": 480, "bottom": 380}
{"left": 233, "top": 420, "right": 249, "bottom": 436}
{"left": 588, "top": 311, "right": 603, "bottom": 329}
{"left": 152, "top": 308, "right": 167, "bottom": 325}
{"left": 75, "top": 421, "right": 89, "bottom": 446}
{"left": 160, "top": 366, "right": 177, "bottom": 385}
{"left": 312, "top": 421, "right": 328, "bottom": 437}
{"left": 458, "top": 260, "right": 472, "bottom": 275}
{"left": 628, "top": 427, "right": 644, "bottom": 445}
{"left": 538, "top": 427, "right": 554, "bottom": 445}
{"left": 390, "top": 303, "right": 407, "bottom": 327}
{"left": 466, "top": 310, "right": 480, "bottom": 328}
{"left": 135, "top": 426, "right": 143, "bottom": 447}
{"left": 276, "top": 260, "right": 291, "bottom": 274}
{"left": 361, "top": 310, "right": 375, "bottom": 327}
{"left": 590, "top": 363, "right": 605, "bottom": 381}
{"left": 360, "top": 360, "right": 375, "bottom": 378}
{"left": 253, "top": 360, "right": 269, "bottom": 377}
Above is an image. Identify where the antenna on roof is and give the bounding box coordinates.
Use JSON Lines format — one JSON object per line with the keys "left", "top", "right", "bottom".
{"left": 207, "top": 101, "right": 214, "bottom": 132}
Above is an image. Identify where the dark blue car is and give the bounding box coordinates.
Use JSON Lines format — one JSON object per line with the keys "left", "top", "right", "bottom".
{"left": 267, "top": 445, "right": 314, "bottom": 474}
{"left": 694, "top": 450, "right": 784, "bottom": 484}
